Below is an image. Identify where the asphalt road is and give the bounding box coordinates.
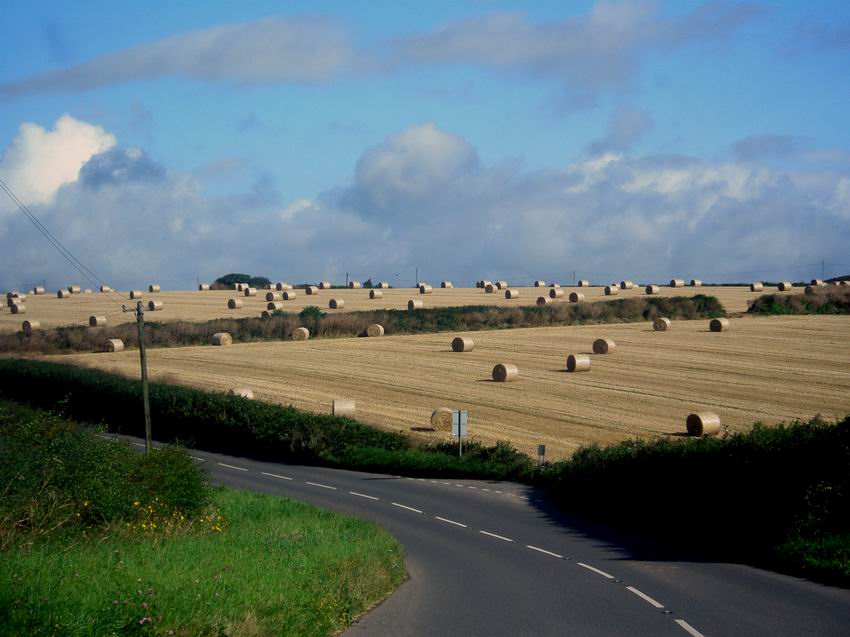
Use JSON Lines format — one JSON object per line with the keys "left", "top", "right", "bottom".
{"left": 110, "top": 436, "right": 850, "bottom": 636}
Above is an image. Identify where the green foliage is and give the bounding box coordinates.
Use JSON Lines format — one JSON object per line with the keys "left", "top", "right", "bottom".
{"left": 750, "top": 288, "right": 850, "bottom": 315}
{"left": 213, "top": 273, "right": 271, "bottom": 289}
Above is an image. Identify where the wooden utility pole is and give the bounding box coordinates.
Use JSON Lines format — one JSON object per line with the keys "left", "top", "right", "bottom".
{"left": 135, "top": 300, "right": 152, "bottom": 452}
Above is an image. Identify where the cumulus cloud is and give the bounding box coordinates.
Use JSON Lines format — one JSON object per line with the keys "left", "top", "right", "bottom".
{"left": 0, "top": 16, "right": 371, "bottom": 96}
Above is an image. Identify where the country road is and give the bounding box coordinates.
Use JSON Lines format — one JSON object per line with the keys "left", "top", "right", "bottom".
{"left": 108, "top": 435, "right": 850, "bottom": 636}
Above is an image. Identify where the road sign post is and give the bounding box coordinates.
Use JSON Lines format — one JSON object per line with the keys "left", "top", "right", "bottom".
{"left": 537, "top": 444, "right": 546, "bottom": 467}
{"left": 452, "top": 409, "right": 468, "bottom": 457}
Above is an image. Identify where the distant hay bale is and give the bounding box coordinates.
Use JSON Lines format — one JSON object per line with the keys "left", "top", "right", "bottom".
{"left": 804, "top": 285, "right": 816, "bottom": 295}
{"left": 89, "top": 315, "right": 106, "bottom": 327}
{"left": 283, "top": 291, "right": 297, "bottom": 301}
{"left": 549, "top": 288, "right": 565, "bottom": 299}
{"left": 620, "top": 280, "right": 635, "bottom": 290}
{"left": 22, "top": 320, "right": 40, "bottom": 336}
{"left": 32, "top": 286, "right": 45, "bottom": 295}
{"left": 670, "top": 279, "right": 685, "bottom": 288}
{"left": 495, "top": 281, "right": 508, "bottom": 290}
{"left": 227, "top": 298, "right": 243, "bottom": 309}
{"left": 211, "top": 332, "right": 232, "bottom": 346}
{"left": 67, "top": 285, "right": 81, "bottom": 294}
{"left": 275, "top": 282, "right": 293, "bottom": 291}
{"left": 367, "top": 323, "right": 385, "bottom": 337}
{"left": 566, "top": 354, "right": 591, "bottom": 372}
{"left": 236, "top": 283, "right": 246, "bottom": 292}
{"left": 83, "top": 289, "right": 93, "bottom": 294}
{"left": 10, "top": 303, "right": 25, "bottom": 314}
{"left": 102, "top": 339, "right": 124, "bottom": 353}
{"left": 480, "top": 280, "right": 492, "bottom": 289}
{"left": 592, "top": 338, "right": 615, "bottom": 354}
{"left": 653, "top": 317, "right": 672, "bottom": 331}
{"left": 266, "top": 291, "right": 281, "bottom": 302}
{"left": 537, "top": 296, "right": 551, "bottom": 306}
{"left": 329, "top": 298, "right": 345, "bottom": 309}
{"left": 198, "top": 283, "right": 210, "bottom": 291}
{"left": 244, "top": 287, "right": 257, "bottom": 297}
{"left": 369, "top": 289, "right": 383, "bottom": 299}
{"left": 484, "top": 283, "right": 496, "bottom": 293}
{"left": 686, "top": 412, "right": 722, "bottom": 436}
{"left": 319, "top": 281, "right": 332, "bottom": 289}
{"left": 147, "top": 300, "right": 163, "bottom": 312}
{"left": 533, "top": 280, "right": 546, "bottom": 287}
{"left": 292, "top": 327, "right": 310, "bottom": 341}
{"left": 504, "top": 289, "right": 520, "bottom": 299}
{"left": 430, "top": 407, "right": 453, "bottom": 432}
{"left": 440, "top": 281, "right": 454, "bottom": 288}
{"left": 690, "top": 279, "right": 703, "bottom": 287}
{"left": 549, "top": 283, "right": 561, "bottom": 288}
{"left": 229, "top": 388, "right": 254, "bottom": 399}
{"left": 778, "top": 281, "right": 793, "bottom": 291}
{"left": 57, "top": 289, "right": 70, "bottom": 298}
{"left": 408, "top": 299, "right": 424, "bottom": 310}
{"left": 709, "top": 318, "right": 730, "bottom": 332}
{"left": 419, "top": 284, "right": 433, "bottom": 294}
{"left": 305, "top": 285, "right": 319, "bottom": 295}
{"left": 569, "top": 292, "right": 585, "bottom": 303}
{"left": 645, "top": 285, "right": 660, "bottom": 295}
{"left": 129, "top": 290, "right": 143, "bottom": 299}
{"left": 604, "top": 285, "right": 619, "bottom": 296}
{"left": 377, "top": 281, "right": 390, "bottom": 288}
{"left": 451, "top": 336, "right": 473, "bottom": 352}
{"left": 810, "top": 279, "right": 824, "bottom": 287}
{"left": 267, "top": 301, "right": 284, "bottom": 311}
{"left": 6, "top": 291, "right": 19, "bottom": 299}
{"left": 578, "top": 280, "right": 590, "bottom": 287}
{"left": 333, "top": 399, "right": 355, "bottom": 417}
{"left": 148, "top": 284, "right": 161, "bottom": 293}
{"left": 492, "top": 363, "right": 518, "bottom": 382}
{"left": 841, "top": 281, "right": 850, "bottom": 286}
{"left": 261, "top": 310, "right": 272, "bottom": 319}
{"left": 349, "top": 281, "right": 362, "bottom": 289}
{"left": 749, "top": 282, "right": 764, "bottom": 292}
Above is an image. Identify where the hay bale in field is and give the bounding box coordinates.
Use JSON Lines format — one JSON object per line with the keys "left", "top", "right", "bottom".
{"left": 89, "top": 315, "right": 106, "bottom": 327}
{"left": 549, "top": 288, "right": 565, "bottom": 299}
{"left": 6, "top": 291, "right": 19, "bottom": 299}
{"left": 653, "top": 317, "right": 671, "bottom": 331}
{"left": 319, "top": 281, "right": 332, "bottom": 289}
{"left": 566, "top": 354, "right": 591, "bottom": 372}
{"left": 686, "top": 412, "right": 722, "bottom": 436}
{"left": 569, "top": 292, "right": 585, "bottom": 303}
{"left": 57, "top": 289, "right": 70, "bottom": 298}
{"left": 750, "top": 282, "right": 764, "bottom": 292}
{"left": 236, "top": 283, "right": 246, "bottom": 291}
{"left": 645, "top": 284, "right": 660, "bottom": 295}
{"left": 690, "top": 279, "right": 703, "bottom": 287}
{"left": 810, "top": 279, "right": 824, "bottom": 287}
{"left": 778, "top": 281, "right": 792, "bottom": 291}
{"left": 367, "top": 323, "right": 385, "bottom": 337}
{"left": 592, "top": 338, "right": 615, "bottom": 354}
{"left": 198, "top": 283, "right": 210, "bottom": 291}
{"left": 267, "top": 301, "right": 284, "bottom": 311}
{"left": 261, "top": 310, "right": 273, "bottom": 319}
{"left": 492, "top": 363, "right": 518, "bottom": 382}
{"left": 537, "top": 296, "right": 551, "bottom": 306}
{"left": 369, "top": 289, "right": 383, "bottom": 299}
{"left": 147, "top": 300, "right": 163, "bottom": 312}
{"left": 266, "top": 291, "right": 281, "bottom": 302}
{"left": 282, "top": 290, "right": 297, "bottom": 301}
{"left": 533, "top": 280, "right": 546, "bottom": 287}
{"left": 32, "top": 286, "right": 45, "bottom": 295}
{"left": 102, "top": 339, "right": 124, "bottom": 353}
{"left": 333, "top": 399, "right": 355, "bottom": 418}
{"left": 129, "top": 290, "right": 143, "bottom": 299}
{"left": 436, "top": 281, "right": 452, "bottom": 289}
{"left": 305, "top": 285, "right": 319, "bottom": 295}
{"left": 329, "top": 298, "right": 345, "bottom": 309}
{"left": 451, "top": 336, "right": 473, "bottom": 352}
{"left": 480, "top": 279, "right": 492, "bottom": 289}
{"left": 244, "top": 287, "right": 257, "bottom": 297}
{"left": 841, "top": 281, "right": 850, "bottom": 286}
{"left": 83, "top": 289, "right": 93, "bottom": 294}
{"left": 709, "top": 318, "right": 730, "bottom": 332}
{"left": 485, "top": 283, "right": 496, "bottom": 293}
{"left": 211, "top": 332, "right": 232, "bottom": 346}
{"left": 549, "top": 283, "right": 561, "bottom": 288}
{"left": 408, "top": 299, "right": 424, "bottom": 310}
{"left": 419, "top": 283, "right": 433, "bottom": 294}
{"left": 148, "top": 284, "right": 161, "bottom": 293}
{"left": 430, "top": 407, "right": 453, "bottom": 432}
{"left": 504, "top": 289, "right": 520, "bottom": 299}
{"left": 100, "top": 285, "right": 113, "bottom": 293}
{"left": 604, "top": 285, "right": 619, "bottom": 296}
{"left": 67, "top": 285, "right": 81, "bottom": 294}
{"left": 670, "top": 279, "right": 685, "bottom": 288}
{"left": 292, "top": 327, "right": 310, "bottom": 341}
{"left": 22, "top": 320, "right": 40, "bottom": 336}
{"left": 275, "top": 282, "right": 293, "bottom": 291}
{"left": 578, "top": 280, "right": 590, "bottom": 287}
{"left": 377, "top": 281, "right": 390, "bottom": 288}
{"left": 495, "top": 281, "right": 508, "bottom": 290}
{"left": 229, "top": 388, "right": 254, "bottom": 399}
{"left": 227, "top": 298, "right": 243, "bottom": 309}
{"left": 620, "top": 280, "right": 635, "bottom": 290}
{"left": 349, "top": 280, "right": 362, "bottom": 289}
{"left": 10, "top": 303, "right": 25, "bottom": 314}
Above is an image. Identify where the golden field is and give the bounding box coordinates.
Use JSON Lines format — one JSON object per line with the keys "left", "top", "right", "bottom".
{"left": 58, "top": 314, "right": 850, "bottom": 460}
{"left": 1, "top": 284, "right": 797, "bottom": 332}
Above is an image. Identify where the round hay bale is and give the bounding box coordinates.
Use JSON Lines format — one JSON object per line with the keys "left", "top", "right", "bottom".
{"left": 592, "top": 338, "right": 615, "bottom": 354}
{"left": 305, "top": 285, "right": 319, "bottom": 295}
{"left": 229, "top": 388, "right": 254, "bottom": 399}
{"left": 89, "top": 315, "right": 106, "bottom": 327}
{"left": 100, "top": 285, "right": 113, "bottom": 293}
{"left": 686, "top": 412, "right": 722, "bottom": 436}
{"left": 495, "top": 280, "right": 508, "bottom": 290}
{"left": 419, "top": 284, "right": 433, "bottom": 294}
{"left": 6, "top": 291, "right": 18, "bottom": 299}
{"left": 778, "top": 281, "right": 792, "bottom": 291}
{"left": 102, "top": 339, "right": 124, "bottom": 353}
{"left": 709, "top": 318, "right": 730, "bottom": 332}
{"left": 485, "top": 283, "right": 496, "bottom": 293}
{"left": 349, "top": 280, "right": 362, "bottom": 289}
{"left": 329, "top": 298, "right": 345, "bottom": 309}
{"left": 244, "top": 287, "right": 257, "bottom": 297}
{"left": 283, "top": 290, "right": 297, "bottom": 300}
{"left": 67, "top": 285, "right": 81, "bottom": 294}
{"left": 211, "top": 332, "right": 232, "bottom": 346}
{"left": 566, "top": 354, "right": 591, "bottom": 372}
{"left": 549, "top": 283, "right": 561, "bottom": 288}
{"left": 333, "top": 399, "right": 355, "bottom": 418}
{"left": 32, "top": 286, "right": 45, "bottom": 295}
{"left": 10, "top": 303, "right": 25, "bottom": 314}
{"left": 569, "top": 292, "right": 585, "bottom": 303}
{"left": 266, "top": 291, "right": 281, "bottom": 302}
{"left": 148, "top": 284, "right": 161, "bottom": 293}
{"left": 645, "top": 285, "right": 660, "bottom": 295}
{"left": 376, "top": 281, "right": 390, "bottom": 288}
{"left": 549, "top": 288, "right": 565, "bottom": 299}
{"left": 236, "top": 283, "right": 246, "bottom": 292}
{"left": 267, "top": 301, "right": 284, "bottom": 311}
{"left": 22, "top": 320, "right": 40, "bottom": 336}
{"left": 369, "top": 289, "right": 383, "bottom": 299}
{"left": 533, "top": 280, "right": 546, "bottom": 287}
{"left": 367, "top": 323, "right": 385, "bottom": 337}
{"left": 810, "top": 279, "right": 824, "bottom": 287}
{"left": 292, "top": 327, "right": 310, "bottom": 341}
{"left": 670, "top": 279, "right": 685, "bottom": 288}
{"left": 451, "top": 336, "right": 474, "bottom": 352}
{"left": 198, "top": 283, "right": 210, "bottom": 291}
{"left": 750, "top": 282, "right": 764, "bottom": 292}
{"left": 504, "top": 289, "right": 520, "bottom": 299}
{"left": 690, "top": 279, "right": 703, "bottom": 287}
{"left": 577, "top": 280, "right": 590, "bottom": 287}
{"left": 841, "top": 281, "right": 850, "bottom": 286}
{"left": 492, "top": 363, "right": 518, "bottom": 382}
{"left": 318, "top": 281, "right": 332, "bottom": 289}
{"left": 227, "top": 298, "right": 243, "bottom": 309}
{"left": 57, "top": 289, "right": 70, "bottom": 298}
{"left": 261, "top": 310, "right": 273, "bottom": 319}
{"left": 620, "top": 280, "right": 635, "bottom": 290}
{"left": 278, "top": 282, "right": 293, "bottom": 291}
{"left": 604, "top": 285, "right": 619, "bottom": 296}
{"left": 430, "top": 407, "right": 453, "bottom": 432}
{"left": 536, "top": 296, "right": 551, "bottom": 306}
{"left": 440, "top": 281, "right": 453, "bottom": 289}
{"left": 129, "top": 290, "right": 144, "bottom": 299}
{"left": 147, "top": 300, "right": 163, "bottom": 312}
{"left": 408, "top": 299, "right": 424, "bottom": 310}
{"left": 83, "top": 289, "right": 93, "bottom": 294}
{"left": 653, "top": 317, "right": 672, "bottom": 331}
{"left": 480, "top": 280, "right": 492, "bottom": 289}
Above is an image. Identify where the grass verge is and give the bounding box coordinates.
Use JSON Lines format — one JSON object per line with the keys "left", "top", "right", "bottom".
{"left": 750, "top": 287, "right": 850, "bottom": 315}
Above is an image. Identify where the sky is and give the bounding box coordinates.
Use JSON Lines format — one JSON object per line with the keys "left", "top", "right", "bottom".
{"left": 1, "top": 0, "right": 849, "bottom": 290}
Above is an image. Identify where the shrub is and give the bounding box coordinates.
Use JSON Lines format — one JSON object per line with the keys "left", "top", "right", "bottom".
{"left": 750, "top": 287, "right": 850, "bottom": 315}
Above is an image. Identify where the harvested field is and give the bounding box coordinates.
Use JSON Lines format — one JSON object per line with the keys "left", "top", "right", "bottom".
{"left": 58, "top": 315, "right": 850, "bottom": 461}
{"left": 0, "top": 285, "right": 798, "bottom": 332}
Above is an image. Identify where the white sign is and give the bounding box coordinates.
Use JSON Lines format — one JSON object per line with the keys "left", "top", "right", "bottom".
{"left": 452, "top": 410, "right": 468, "bottom": 437}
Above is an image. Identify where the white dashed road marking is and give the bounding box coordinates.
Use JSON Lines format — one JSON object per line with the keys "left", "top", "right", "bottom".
{"left": 435, "top": 516, "right": 468, "bottom": 528}
{"left": 306, "top": 481, "right": 336, "bottom": 490}
{"left": 675, "top": 619, "right": 706, "bottom": 637}
{"left": 392, "top": 502, "right": 423, "bottom": 514}
{"left": 350, "top": 491, "right": 379, "bottom": 500}
{"left": 526, "top": 545, "right": 563, "bottom": 559}
{"left": 577, "top": 562, "right": 616, "bottom": 579}
{"left": 131, "top": 442, "right": 146, "bottom": 448}
{"left": 626, "top": 586, "right": 665, "bottom": 609}
{"left": 480, "top": 530, "right": 515, "bottom": 543}
{"left": 261, "top": 472, "right": 292, "bottom": 481}
{"left": 217, "top": 462, "right": 248, "bottom": 471}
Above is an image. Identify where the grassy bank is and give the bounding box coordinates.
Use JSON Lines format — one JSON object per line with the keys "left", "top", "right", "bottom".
{"left": 0, "top": 401, "right": 405, "bottom": 636}
{"left": 2, "top": 295, "right": 724, "bottom": 354}
{"left": 750, "top": 287, "right": 850, "bottom": 315}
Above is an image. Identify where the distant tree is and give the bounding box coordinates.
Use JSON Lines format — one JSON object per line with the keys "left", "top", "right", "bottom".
{"left": 213, "top": 273, "right": 271, "bottom": 289}
{"left": 363, "top": 278, "right": 374, "bottom": 289}
{"left": 248, "top": 276, "right": 271, "bottom": 289}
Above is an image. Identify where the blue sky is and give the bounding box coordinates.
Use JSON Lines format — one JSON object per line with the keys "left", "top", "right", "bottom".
{"left": 1, "top": 1, "right": 849, "bottom": 288}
